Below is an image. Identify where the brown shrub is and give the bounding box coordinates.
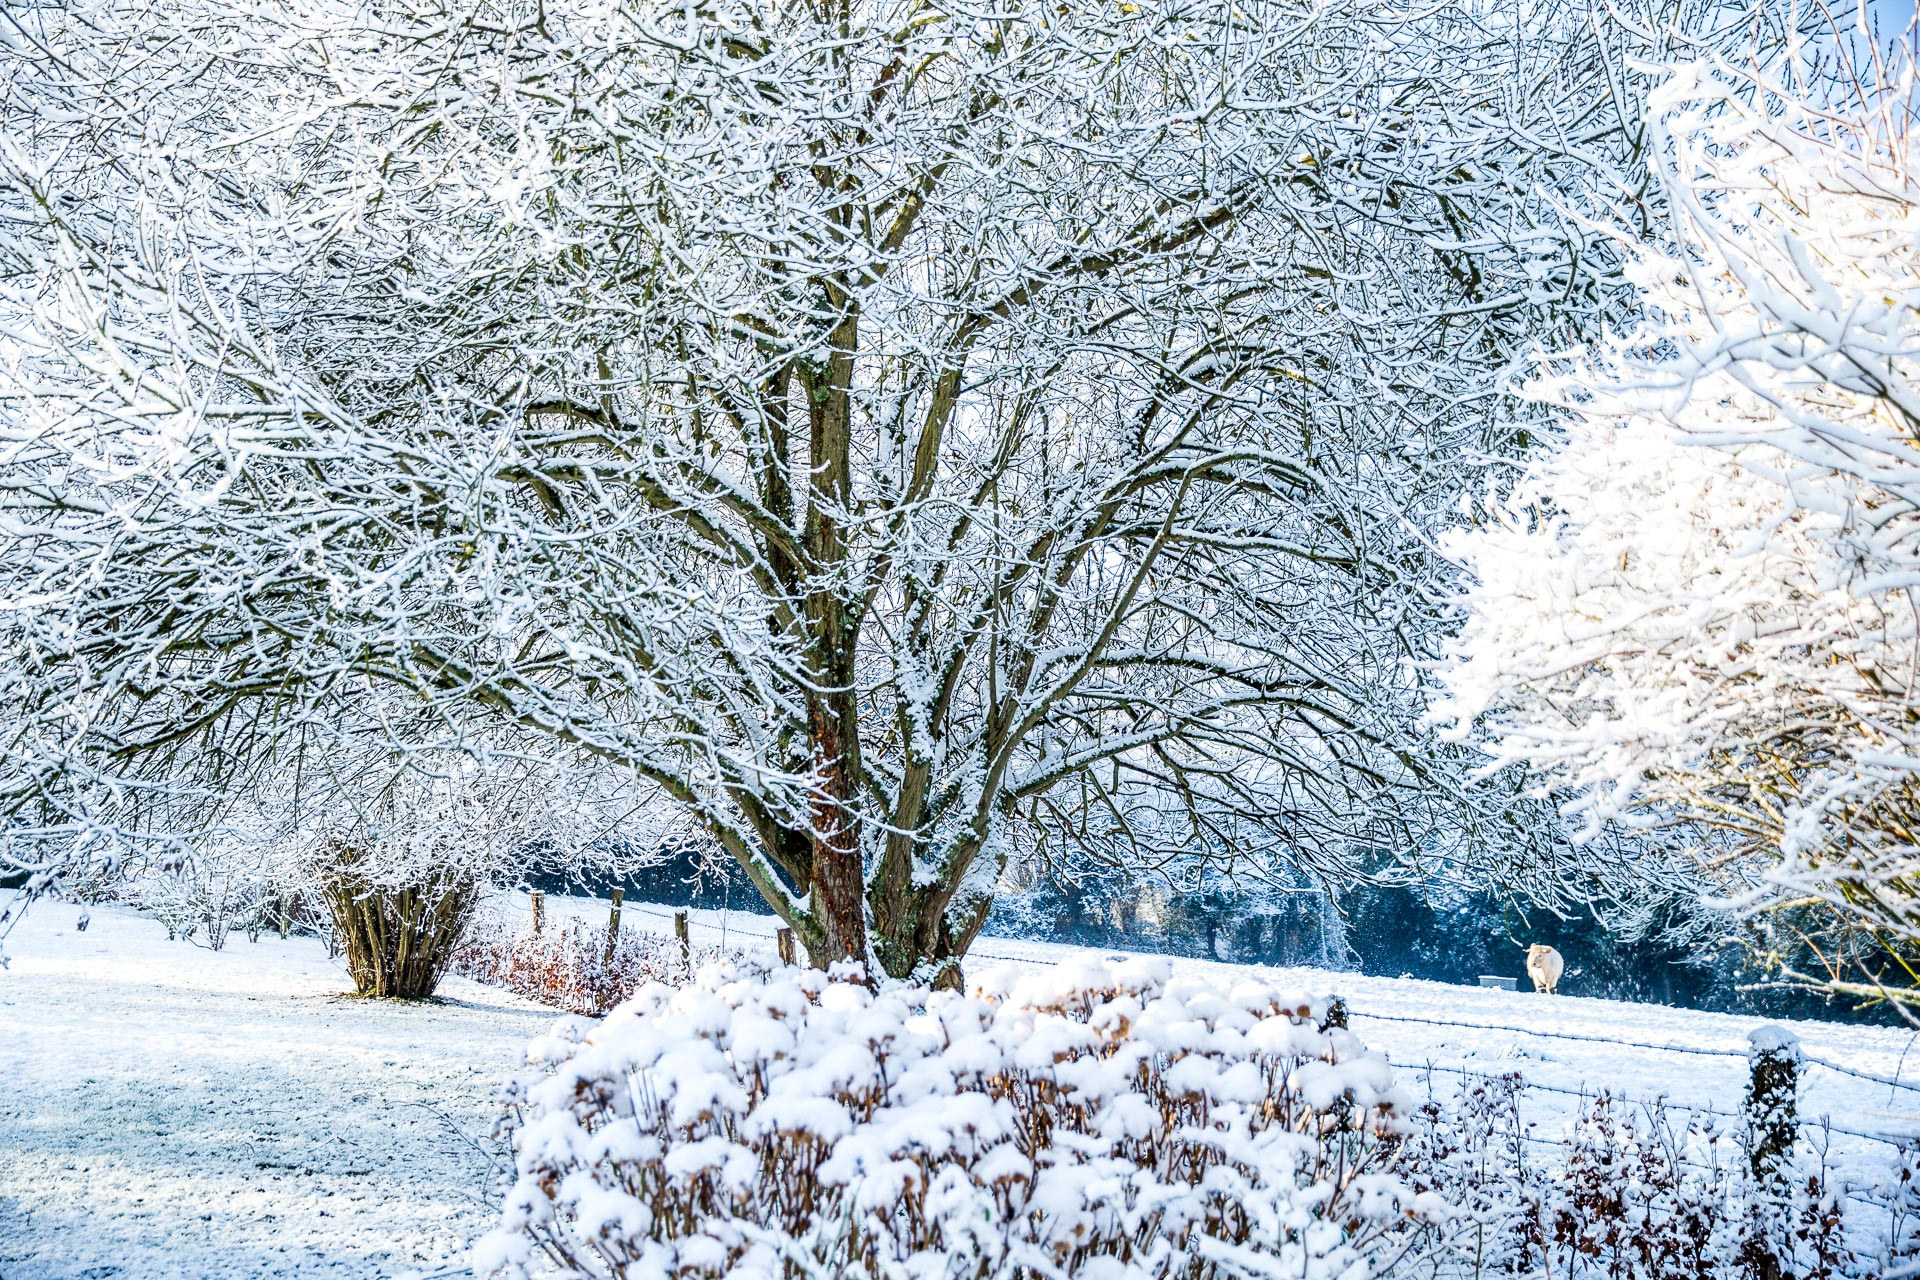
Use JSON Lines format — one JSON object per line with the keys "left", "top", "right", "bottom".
{"left": 451, "top": 912, "right": 746, "bottom": 1013}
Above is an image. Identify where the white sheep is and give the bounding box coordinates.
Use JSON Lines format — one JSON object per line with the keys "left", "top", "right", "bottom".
{"left": 1526, "top": 944, "right": 1564, "bottom": 995}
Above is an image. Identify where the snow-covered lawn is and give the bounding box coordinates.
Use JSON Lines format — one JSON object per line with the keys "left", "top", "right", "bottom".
{"left": 0, "top": 899, "right": 556, "bottom": 1280}
{"left": 5, "top": 892, "right": 1916, "bottom": 1280}
{"left": 520, "top": 892, "right": 1920, "bottom": 1131}
{"left": 519, "top": 894, "right": 1920, "bottom": 1190}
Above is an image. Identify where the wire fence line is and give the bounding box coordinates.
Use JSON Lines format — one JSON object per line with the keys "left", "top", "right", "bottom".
{"left": 500, "top": 892, "right": 1049, "bottom": 960}
{"left": 967, "top": 932, "right": 1920, "bottom": 1127}
{"left": 490, "top": 894, "right": 788, "bottom": 944}
{"left": 621, "top": 904, "right": 783, "bottom": 945}
{"left": 1393, "top": 1070, "right": 1765, "bottom": 1176}
{"left": 969, "top": 923, "right": 1920, "bottom": 1131}
{"left": 1802, "top": 1053, "right": 1920, "bottom": 1095}
{"left": 491, "top": 892, "right": 1918, "bottom": 1147}
{"left": 1350, "top": 1008, "right": 1753, "bottom": 1060}
{"left": 1396, "top": 1057, "right": 1913, "bottom": 1148}
{"left": 1356, "top": 1004, "right": 1920, "bottom": 1147}
{"left": 1396, "top": 1058, "right": 1745, "bottom": 1121}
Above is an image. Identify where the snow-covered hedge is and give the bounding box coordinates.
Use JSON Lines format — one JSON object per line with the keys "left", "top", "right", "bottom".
{"left": 478, "top": 957, "right": 1434, "bottom": 1280}
{"left": 1398, "top": 1073, "right": 1901, "bottom": 1278}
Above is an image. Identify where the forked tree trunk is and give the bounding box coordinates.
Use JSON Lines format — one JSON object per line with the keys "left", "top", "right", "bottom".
{"left": 872, "top": 878, "right": 993, "bottom": 988}
{"left": 318, "top": 843, "right": 479, "bottom": 999}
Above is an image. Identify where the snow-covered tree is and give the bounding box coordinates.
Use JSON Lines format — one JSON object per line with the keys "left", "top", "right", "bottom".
{"left": 1439, "top": 41, "right": 1920, "bottom": 1004}
{"left": 286, "top": 738, "right": 632, "bottom": 998}
{"left": 96, "top": 690, "right": 646, "bottom": 993}
{"left": 0, "top": 0, "right": 1757, "bottom": 978}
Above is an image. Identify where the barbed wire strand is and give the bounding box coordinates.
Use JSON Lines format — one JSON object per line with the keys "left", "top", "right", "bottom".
{"left": 1352, "top": 1009, "right": 1751, "bottom": 1059}
{"left": 490, "top": 894, "right": 1916, "bottom": 1149}
{"left": 1801, "top": 1053, "right": 1920, "bottom": 1094}
{"left": 1399, "top": 1061, "right": 1913, "bottom": 1149}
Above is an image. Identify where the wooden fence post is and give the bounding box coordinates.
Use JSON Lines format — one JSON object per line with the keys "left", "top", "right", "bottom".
{"left": 1744, "top": 1024, "right": 1800, "bottom": 1279}
{"left": 777, "top": 928, "right": 795, "bottom": 967}
{"left": 1746, "top": 1025, "right": 1800, "bottom": 1194}
{"left": 531, "top": 891, "right": 545, "bottom": 936}
{"left": 605, "top": 889, "right": 624, "bottom": 963}
{"left": 1319, "top": 995, "right": 1348, "bottom": 1032}
{"left": 675, "top": 910, "right": 690, "bottom": 974}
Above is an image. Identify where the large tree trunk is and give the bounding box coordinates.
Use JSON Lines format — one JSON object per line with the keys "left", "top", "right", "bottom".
{"left": 870, "top": 872, "right": 994, "bottom": 987}
{"left": 318, "top": 843, "right": 478, "bottom": 999}
{"left": 807, "top": 702, "right": 868, "bottom": 967}
{"left": 797, "top": 306, "right": 871, "bottom": 970}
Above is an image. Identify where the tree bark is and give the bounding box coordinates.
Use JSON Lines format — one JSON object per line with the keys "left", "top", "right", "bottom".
{"left": 797, "top": 300, "right": 871, "bottom": 969}
{"left": 318, "top": 843, "right": 478, "bottom": 999}
{"left": 869, "top": 868, "right": 995, "bottom": 986}
{"left": 807, "top": 702, "right": 867, "bottom": 966}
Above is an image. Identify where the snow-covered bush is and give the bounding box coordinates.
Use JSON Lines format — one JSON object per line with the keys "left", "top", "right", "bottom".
{"left": 1438, "top": 45, "right": 1920, "bottom": 1003}
{"left": 301, "top": 751, "right": 654, "bottom": 999}
{"left": 1551, "top": 1093, "right": 1742, "bottom": 1279}
{"left": 1399, "top": 1073, "right": 1882, "bottom": 1278}
{"left": 1397, "top": 1072, "right": 1553, "bottom": 1275}
{"left": 452, "top": 915, "right": 745, "bottom": 1016}
{"left": 478, "top": 958, "right": 1432, "bottom": 1280}
{"left": 120, "top": 799, "right": 321, "bottom": 950}
{"left": 1860, "top": 1143, "right": 1920, "bottom": 1276}
{"left": 115, "top": 723, "right": 652, "bottom": 998}
{"left": 124, "top": 844, "right": 277, "bottom": 951}
{"left": 319, "top": 837, "right": 483, "bottom": 1001}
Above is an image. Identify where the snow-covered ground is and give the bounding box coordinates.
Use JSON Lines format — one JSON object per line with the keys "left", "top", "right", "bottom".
{"left": 4, "top": 892, "right": 1916, "bottom": 1280}
{"left": 516, "top": 892, "right": 1920, "bottom": 1124}
{"left": 515, "top": 894, "right": 1920, "bottom": 1184}
{"left": 0, "top": 898, "right": 556, "bottom": 1280}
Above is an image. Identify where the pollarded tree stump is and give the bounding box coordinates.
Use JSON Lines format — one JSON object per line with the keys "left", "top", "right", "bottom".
{"left": 317, "top": 842, "right": 479, "bottom": 1000}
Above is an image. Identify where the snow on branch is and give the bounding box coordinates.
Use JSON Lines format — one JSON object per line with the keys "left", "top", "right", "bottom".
{"left": 0, "top": 0, "right": 1756, "bottom": 973}
{"left": 1439, "top": 36, "right": 1920, "bottom": 1000}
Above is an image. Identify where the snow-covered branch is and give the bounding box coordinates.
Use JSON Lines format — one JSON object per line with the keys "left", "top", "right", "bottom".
{"left": 0, "top": 0, "right": 1750, "bottom": 976}
{"left": 1439, "top": 36, "right": 1920, "bottom": 1000}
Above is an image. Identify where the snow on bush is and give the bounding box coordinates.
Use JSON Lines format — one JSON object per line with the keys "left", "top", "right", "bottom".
{"left": 477, "top": 957, "right": 1435, "bottom": 1280}
{"left": 452, "top": 915, "right": 745, "bottom": 1017}
{"left": 124, "top": 844, "right": 279, "bottom": 952}
{"left": 1398, "top": 1072, "right": 1901, "bottom": 1278}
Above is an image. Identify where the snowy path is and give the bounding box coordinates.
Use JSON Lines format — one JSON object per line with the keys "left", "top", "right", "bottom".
{"left": 0, "top": 900, "right": 555, "bottom": 1280}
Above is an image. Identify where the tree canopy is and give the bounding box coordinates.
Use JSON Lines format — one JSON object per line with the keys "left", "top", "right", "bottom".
{"left": 1439, "top": 43, "right": 1920, "bottom": 1005}
{"left": 0, "top": 0, "right": 1767, "bottom": 976}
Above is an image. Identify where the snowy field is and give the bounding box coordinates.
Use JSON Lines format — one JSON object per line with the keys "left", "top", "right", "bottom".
{"left": 513, "top": 894, "right": 1920, "bottom": 1184}
{"left": 518, "top": 894, "right": 1920, "bottom": 1114}
{"left": 0, "top": 898, "right": 555, "bottom": 1280}
{"left": 3, "top": 893, "right": 1916, "bottom": 1279}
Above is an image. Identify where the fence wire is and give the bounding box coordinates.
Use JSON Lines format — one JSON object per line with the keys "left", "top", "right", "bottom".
{"left": 1802, "top": 1052, "right": 1920, "bottom": 1095}
{"left": 1395, "top": 1057, "right": 1910, "bottom": 1148}
{"left": 1350, "top": 1008, "right": 1751, "bottom": 1059}
{"left": 492, "top": 892, "right": 1918, "bottom": 1152}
